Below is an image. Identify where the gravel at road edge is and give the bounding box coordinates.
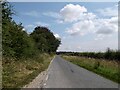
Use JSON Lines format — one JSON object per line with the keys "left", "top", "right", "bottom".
{"left": 22, "top": 70, "right": 47, "bottom": 89}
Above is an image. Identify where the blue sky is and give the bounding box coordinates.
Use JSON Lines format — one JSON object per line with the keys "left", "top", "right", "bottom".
{"left": 11, "top": 2, "right": 118, "bottom": 52}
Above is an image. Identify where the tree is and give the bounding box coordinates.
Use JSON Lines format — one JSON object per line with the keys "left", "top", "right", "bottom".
{"left": 2, "top": 1, "right": 36, "bottom": 58}
{"left": 30, "top": 26, "right": 61, "bottom": 53}
{"left": 2, "top": 1, "right": 15, "bottom": 57}
{"left": 104, "top": 48, "right": 112, "bottom": 60}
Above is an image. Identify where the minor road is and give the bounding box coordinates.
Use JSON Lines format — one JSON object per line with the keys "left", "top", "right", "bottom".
{"left": 44, "top": 55, "right": 118, "bottom": 88}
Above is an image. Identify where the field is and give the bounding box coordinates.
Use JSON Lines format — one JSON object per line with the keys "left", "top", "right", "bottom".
{"left": 2, "top": 53, "right": 54, "bottom": 89}
{"left": 62, "top": 55, "right": 120, "bottom": 83}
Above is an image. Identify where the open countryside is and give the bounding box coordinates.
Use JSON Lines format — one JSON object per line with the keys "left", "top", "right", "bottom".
{"left": 1, "top": 1, "right": 120, "bottom": 89}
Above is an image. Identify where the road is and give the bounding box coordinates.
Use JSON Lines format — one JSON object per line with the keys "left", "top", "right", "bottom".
{"left": 44, "top": 55, "right": 118, "bottom": 88}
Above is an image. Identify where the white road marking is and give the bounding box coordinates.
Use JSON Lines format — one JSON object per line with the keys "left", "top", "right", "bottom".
{"left": 47, "top": 56, "right": 55, "bottom": 72}
{"left": 44, "top": 83, "right": 46, "bottom": 86}
{"left": 46, "top": 75, "right": 48, "bottom": 81}
{"left": 43, "top": 56, "right": 55, "bottom": 87}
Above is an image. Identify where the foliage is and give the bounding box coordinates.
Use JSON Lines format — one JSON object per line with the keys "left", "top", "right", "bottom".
{"left": 57, "top": 48, "right": 120, "bottom": 61}
{"left": 30, "top": 26, "right": 61, "bottom": 53}
{"left": 2, "top": 2, "right": 60, "bottom": 59}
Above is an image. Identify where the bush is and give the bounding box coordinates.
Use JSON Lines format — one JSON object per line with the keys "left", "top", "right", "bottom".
{"left": 58, "top": 49, "right": 120, "bottom": 61}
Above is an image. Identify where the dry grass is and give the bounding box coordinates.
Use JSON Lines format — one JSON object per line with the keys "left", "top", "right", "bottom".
{"left": 2, "top": 53, "right": 54, "bottom": 88}
{"left": 62, "top": 55, "right": 119, "bottom": 83}
{"left": 0, "top": 59, "right": 2, "bottom": 89}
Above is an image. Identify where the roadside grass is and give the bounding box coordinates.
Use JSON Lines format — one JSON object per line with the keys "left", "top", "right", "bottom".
{"left": 62, "top": 55, "right": 120, "bottom": 83}
{"left": 0, "top": 59, "right": 2, "bottom": 89}
{"left": 2, "top": 53, "right": 54, "bottom": 89}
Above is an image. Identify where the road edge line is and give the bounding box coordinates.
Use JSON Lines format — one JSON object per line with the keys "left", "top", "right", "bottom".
{"left": 47, "top": 55, "right": 55, "bottom": 72}
{"left": 43, "top": 55, "right": 56, "bottom": 87}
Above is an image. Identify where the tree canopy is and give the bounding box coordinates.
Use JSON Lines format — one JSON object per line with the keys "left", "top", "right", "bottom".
{"left": 30, "top": 26, "right": 61, "bottom": 53}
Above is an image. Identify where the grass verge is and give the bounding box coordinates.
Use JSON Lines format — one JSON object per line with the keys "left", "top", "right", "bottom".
{"left": 0, "top": 59, "right": 2, "bottom": 89}
{"left": 62, "top": 55, "right": 120, "bottom": 83}
{"left": 2, "top": 53, "right": 54, "bottom": 89}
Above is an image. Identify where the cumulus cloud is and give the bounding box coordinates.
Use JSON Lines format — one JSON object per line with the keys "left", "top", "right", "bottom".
{"left": 97, "top": 5, "right": 118, "bottom": 17}
{"left": 83, "top": 12, "right": 96, "bottom": 20}
{"left": 57, "top": 4, "right": 118, "bottom": 52}
{"left": 54, "top": 34, "right": 61, "bottom": 39}
{"left": 62, "top": 4, "right": 118, "bottom": 37}
{"left": 66, "top": 16, "right": 118, "bottom": 36}
{"left": 60, "top": 4, "right": 87, "bottom": 22}
{"left": 96, "top": 22, "right": 116, "bottom": 35}
{"left": 109, "top": 16, "right": 118, "bottom": 24}
{"left": 95, "top": 17, "right": 118, "bottom": 35}
{"left": 43, "top": 4, "right": 96, "bottom": 23}
{"left": 66, "top": 20, "right": 95, "bottom": 36}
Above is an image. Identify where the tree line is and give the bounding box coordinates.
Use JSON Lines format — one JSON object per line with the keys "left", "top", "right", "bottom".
{"left": 2, "top": 1, "right": 61, "bottom": 59}
{"left": 57, "top": 48, "right": 120, "bottom": 61}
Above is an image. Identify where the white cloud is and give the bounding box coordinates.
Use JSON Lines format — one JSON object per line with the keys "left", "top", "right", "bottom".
{"left": 56, "top": 20, "right": 64, "bottom": 24}
{"left": 96, "top": 23, "right": 115, "bottom": 34}
{"left": 23, "top": 11, "right": 40, "bottom": 17}
{"left": 94, "top": 34, "right": 104, "bottom": 40}
{"left": 94, "top": 34, "right": 113, "bottom": 41}
{"left": 25, "top": 24, "right": 34, "bottom": 29}
{"left": 97, "top": 5, "right": 118, "bottom": 17}
{"left": 57, "top": 4, "right": 118, "bottom": 52}
{"left": 42, "top": 4, "right": 96, "bottom": 23}
{"left": 22, "top": 28, "right": 26, "bottom": 31}
{"left": 109, "top": 16, "right": 118, "bottom": 25}
{"left": 77, "top": 46, "right": 81, "bottom": 49}
{"left": 57, "top": 36, "right": 118, "bottom": 52}
{"left": 66, "top": 20, "right": 95, "bottom": 36}
{"left": 62, "top": 4, "right": 118, "bottom": 37}
{"left": 24, "top": 21, "right": 50, "bottom": 33}
{"left": 57, "top": 44, "right": 73, "bottom": 52}
{"left": 34, "top": 21, "right": 49, "bottom": 27}
{"left": 83, "top": 12, "right": 96, "bottom": 20}
{"left": 95, "top": 17, "right": 118, "bottom": 35}
{"left": 66, "top": 16, "right": 118, "bottom": 36}
{"left": 60, "top": 4, "right": 87, "bottom": 22}
{"left": 54, "top": 34, "right": 61, "bottom": 39}
{"left": 24, "top": 24, "right": 35, "bottom": 33}
{"left": 43, "top": 12, "right": 61, "bottom": 19}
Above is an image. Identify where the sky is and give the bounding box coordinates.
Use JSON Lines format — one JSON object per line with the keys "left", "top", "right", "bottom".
{"left": 11, "top": 2, "right": 118, "bottom": 52}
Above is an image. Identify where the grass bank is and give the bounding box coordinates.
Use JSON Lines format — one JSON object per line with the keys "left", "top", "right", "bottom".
{"left": 62, "top": 55, "right": 119, "bottom": 83}
{"left": 2, "top": 53, "right": 54, "bottom": 89}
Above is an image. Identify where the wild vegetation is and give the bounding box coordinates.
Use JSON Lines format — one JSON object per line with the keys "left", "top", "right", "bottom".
{"left": 3, "top": 53, "right": 53, "bottom": 88}
{"left": 1, "top": 1, "right": 120, "bottom": 88}
{"left": 58, "top": 48, "right": 120, "bottom": 61}
{"left": 2, "top": 1, "right": 60, "bottom": 88}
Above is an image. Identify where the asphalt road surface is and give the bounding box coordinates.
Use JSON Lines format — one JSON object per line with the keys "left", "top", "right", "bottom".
{"left": 44, "top": 55, "right": 118, "bottom": 88}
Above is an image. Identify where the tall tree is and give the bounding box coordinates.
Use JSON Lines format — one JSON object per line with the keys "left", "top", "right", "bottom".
{"left": 30, "top": 26, "right": 61, "bottom": 53}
